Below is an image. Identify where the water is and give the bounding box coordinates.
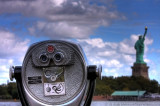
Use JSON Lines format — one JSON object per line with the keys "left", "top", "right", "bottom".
{"left": 0, "top": 102, "right": 21, "bottom": 106}
{"left": 1, "top": 101, "right": 160, "bottom": 106}
{"left": 91, "top": 101, "right": 160, "bottom": 106}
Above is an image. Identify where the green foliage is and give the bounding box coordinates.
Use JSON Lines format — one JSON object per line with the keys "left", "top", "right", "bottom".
{"left": 94, "top": 76, "right": 159, "bottom": 96}
{"left": 0, "top": 77, "right": 159, "bottom": 99}
{"left": 7, "top": 82, "right": 19, "bottom": 99}
{"left": 0, "top": 82, "right": 19, "bottom": 99}
{"left": 95, "top": 84, "right": 113, "bottom": 96}
{"left": 0, "top": 84, "right": 8, "bottom": 95}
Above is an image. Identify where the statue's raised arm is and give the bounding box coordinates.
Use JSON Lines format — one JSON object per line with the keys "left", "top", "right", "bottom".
{"left": 143, "top": 26, "right": 148, "bottom": 39}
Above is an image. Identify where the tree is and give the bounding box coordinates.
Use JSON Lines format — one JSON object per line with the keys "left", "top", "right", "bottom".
{"left": 7, "top": 82, "right": 19, "bottom": 99}
{"left": 94, "top": 76, "right": 160, "bottom": 96}
{"left": 94, "top": 85, "right": 113, "bottom": 96}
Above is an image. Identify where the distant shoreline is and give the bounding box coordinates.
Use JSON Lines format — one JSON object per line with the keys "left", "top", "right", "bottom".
{"left": 0, "top": 99, "right": 20, "bottom": 102}
{"left": 1, "top": 99, "right": 160, "bottom": 102}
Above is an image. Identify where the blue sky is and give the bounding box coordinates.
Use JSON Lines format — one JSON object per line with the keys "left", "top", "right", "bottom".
{"left": 0, "top": 0, "right": 160, "bottom": 84}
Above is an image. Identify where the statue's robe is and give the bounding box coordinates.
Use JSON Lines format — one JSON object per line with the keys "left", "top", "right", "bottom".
{"left": 134, "top": 38, "right": 145, "bottom": 63}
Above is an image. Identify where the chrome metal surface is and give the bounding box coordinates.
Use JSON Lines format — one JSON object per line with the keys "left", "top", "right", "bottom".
{"left": 21, "top": 40, "right": 89, "bottom": 106}
{"left": 96, "top": 65, "right": 102, "bottom": 80}
{"left": 9, "top": 66, "right": 14, "bottom": 81}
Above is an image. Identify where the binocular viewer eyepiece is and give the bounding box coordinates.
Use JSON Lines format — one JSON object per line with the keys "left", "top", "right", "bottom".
{"left": 9, "top": 40, "right": 102, "bottom": 106}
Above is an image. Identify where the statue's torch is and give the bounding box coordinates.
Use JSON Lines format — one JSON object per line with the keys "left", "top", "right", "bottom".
{"left": 143, "top": 26, "right": 148, "bottom": 38}
{"left": 145, "top": 26, "right": 147, "bottom": 31}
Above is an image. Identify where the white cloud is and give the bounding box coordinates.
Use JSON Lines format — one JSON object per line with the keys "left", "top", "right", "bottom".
{"left": 149, "top": 69, "right": 160, "bottom": 81}
{"left": 105, "top": 42, "right": 118, "bottom": 49}
{"left": 118, "top": 35, "right": 136, "bottom": 55}
{"left": 72, "top": 1, "right": 78, "bottom": 7}
{"left": 0, "top": 59, "right": 15, "bottom": 84}
{"left": 122, "top": 54, "right": 134, "bottom": 65}
{"left": 0, "top": 0, "right": 126, "bottom": 39}
{"left": 0, "top": 30, "right": 29, "bottom": 59}
{"left": 0, "top": 65, "right": 8, "bottom": 72}
{"left": 98, "top": 51, "right": 116, "bottom": 57}
{"left": 8, "top": 59, "right": 13, "bottom": 65}
{"left": 119, "top": 42, "right": 135, "bottom": 54}
{"left": 105, "top": 59, "right": 123, "bottom": 68}
{"left": 113, "top": 73, "right": 118, "bottom": 78}
{"left": 51, "top": 0, "right": 66, "bottom": 7}
{"left": 145, "top": 37, "right": 153, "bottom": 45}
{"left": 77, "top": 34, "right": 153, "bottom": 77}
{"left": 78, "top": 38, "right": 106, "bottom": 48}
{"left": 144, "top": 58, "right": 150, "bottom": 63}
{"left": 0, "top": 79, "right": 8, "bottom": 84}
{"left": 0, "top": 30, "right": 29, "bottom": 84}
{"left": 144, "top": 37, "right": 153, "bottom": 53}
{"left": 32, "top": 21, "right": 93, "bottom": 39}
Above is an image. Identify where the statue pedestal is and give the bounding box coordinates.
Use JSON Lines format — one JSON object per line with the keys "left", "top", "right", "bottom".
{"left": 131, "top": 63, "right": 149, "bottom": 79}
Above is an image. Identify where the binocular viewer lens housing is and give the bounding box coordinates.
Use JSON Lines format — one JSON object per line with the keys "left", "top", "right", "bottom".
{"left": 9, "top": 40, "right": 102, "bottom": 106}
{"left": 54, "top": 52, "right": 64, "bottom": 62}
{"left": 40, "top": 53, "right": 49, "bottom": 63}
{"left": 39, "top": 52, "right": 64, "bottom": 63}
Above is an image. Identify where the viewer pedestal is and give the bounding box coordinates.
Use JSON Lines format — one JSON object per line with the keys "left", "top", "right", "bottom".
{"left": 131, "top": 63, "right": 149, "bottom": 79}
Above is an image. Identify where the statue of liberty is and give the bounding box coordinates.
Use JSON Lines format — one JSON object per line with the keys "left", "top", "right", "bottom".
{"left": 134, "top": 27, "right": 148, "bottom": 64}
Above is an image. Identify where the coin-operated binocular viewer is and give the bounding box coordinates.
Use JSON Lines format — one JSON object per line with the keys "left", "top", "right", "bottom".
{"left": 9, "top": 40, "right": 102, "bottom": 106}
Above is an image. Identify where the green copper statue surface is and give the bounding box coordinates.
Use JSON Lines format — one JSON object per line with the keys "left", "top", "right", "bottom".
{"left": 134, "top": 27, "right": 148, "bottom": 64}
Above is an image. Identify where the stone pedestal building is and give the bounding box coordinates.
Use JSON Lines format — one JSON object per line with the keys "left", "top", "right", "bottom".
{"left": 131, "top": 63, "right": 149, "bottom": 79}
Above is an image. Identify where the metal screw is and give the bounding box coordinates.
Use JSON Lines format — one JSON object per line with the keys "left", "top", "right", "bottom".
{"left": 9, "top": 66, "right": 15, "bottom": 81}
{"left": 96, "top": 65, "right": 102, "bottom": 80}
